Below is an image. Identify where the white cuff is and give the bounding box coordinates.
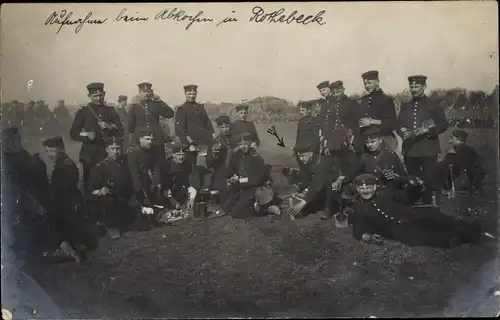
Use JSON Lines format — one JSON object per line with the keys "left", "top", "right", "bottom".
{"left": 239, "top": 177, "right": 249, "bottom": 183}
{"left": 188, "top": 187, "right": 197, "bottom": 199}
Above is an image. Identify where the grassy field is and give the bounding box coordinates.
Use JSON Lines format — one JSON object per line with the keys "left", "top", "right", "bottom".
{"left": 16, "top": 122, "right": 500, "bottom": 318}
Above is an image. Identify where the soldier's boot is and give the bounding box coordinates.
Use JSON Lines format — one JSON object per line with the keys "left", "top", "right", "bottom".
{"left": 320, "top": 208, "right": 333, "bottom": 220}
{"left": 107, "top": 228, "right": 121, "bottom": 240}
{"left": 53, "top": 241, "right": 82, "bottom": 265}
{"left": 267, "top": 205, "right": 281, "bottom": 216}
{"left": 431, "top": 191, "right": 441, "bottom": 208}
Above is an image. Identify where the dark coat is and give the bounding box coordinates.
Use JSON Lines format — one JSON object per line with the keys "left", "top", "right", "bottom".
{"left": 49, "top": 152, "right": 83, "bottom": 213}
{"left": 87, "top": 156, "right": 134, "bottom": 201}
{"left": 359, "top": 89, "right": 397, "bottom": 136}
{"left": 358, "top": 146, "right": 408, "bottom": 189}
{"left": 350, "top": 188, "right": 481, "bottom": 248}
{"left": 397, "top": 95, "right": 448, "bottom": 157}
{"left": 301, "top": 155, "right": 340, "bottom": 204}
{"left": 127, "top": 99, "right": 174, "bottom": 146}
{"left": 230, "top": 120, "right": 260, "bottom": 147}
{"left": 70, "top": 103, "right": 124, "bottom": 165}
{"left": 127, "top": 146, "right": 161, "bottom": 199}
{"left": 295, "top": 115, "right": 320, "bottom": 153}
{"left": 174, "top": 101, "right": 214, "bottom": 146}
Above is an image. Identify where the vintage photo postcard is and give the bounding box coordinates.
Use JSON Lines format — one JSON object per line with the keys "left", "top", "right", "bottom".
{"left": 1, "top": 2, "right": 499, "bottom": 318}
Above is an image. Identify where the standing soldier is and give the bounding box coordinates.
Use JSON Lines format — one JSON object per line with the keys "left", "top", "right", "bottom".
{"left": 115, "top": 95, "right": 129, "bottom": 149}
{"left": 70, "top": 83, "right": 124, "bottom": 194}
{"left": 294, "top": 100, "right": 319, "bottom": 154}
{"left": 230, "top": 104, "right": 260, "bottom": 148}
{"left": 128, "top": 83, "right": 174, "bottom": 162}
{"left": 175, "top": 84, "right": 216, "bottom": 191}
{"left": 396, "top": 75, "right": 448, "bottom": 206}
{"left": 315, "top": 81, "right": 333, "bottom": 153}
{"left": 327, "top": 80, "right": 364, "bottom": 155}
{"left": 22, "top": 101, "right": 37, "bottom": 146}
{"left": 35, "top": 100, "right": 58, "bottom": 141}
{"left": 358, "top": 70, "right": 398, "bottom": 152}
{"left": 53, "top": 100, "right": 73, "bottom": 138}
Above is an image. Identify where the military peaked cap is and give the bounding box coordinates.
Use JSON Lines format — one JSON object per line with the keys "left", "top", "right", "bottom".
{"left": 215, "top": 115, "right": 231, "bottom": 125}
{"left": 354, "top": 173, "right": 378, "bottom": 186}
{"left": 42, "top": 136, "right": 64, "bottom": 148}
{"left": 184, "top": 84, "right": 198, "bottom": 92}
{"left": 171, "top": 142, "right": 189, "bottom": 153}
{"left": 104, "top": 136, "right": 124, "bottom": 147}
{"left": 87, "top": 83, "right": 105, "bottom": 95}
{"left": 297, "top": 100, "right": 313, "bottom": 110}
{"left": 235, "top": 104, "right": 250, "bottom": 111}
{"left": 361, "top": 70, "right": 379, "bottom": 81}
{"left": 138, "top": 82, "right": 153, "bottom": 91}
{"left": 118, "top": 95, "right": 127, "bottom": 102}
{"left": 408, "top": 75, "right": 427, "bottom": 85}
{"left": 316, "top": 81, "right": 330, "bottom": 90}
{"left": 362, "top": 125, "right": 384, "bottom": 138}
{"left": 329, "top": 80, "right": 344, "bottom": 89}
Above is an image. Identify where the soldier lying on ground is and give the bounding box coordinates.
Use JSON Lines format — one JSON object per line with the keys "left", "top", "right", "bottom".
{"left": 87, "top": 137, "right": 137, "bottom": 240}
{"left": 225, "top": 132, "right": 280, "bottom": 218}
{"left": 438, "top": 129, "right": 485, "bottom": 196}
{"left": 41, "top": 136, "right": 99, "bottom": 264}
{"left": 349, "top": 173, "right": 483, "bottom": 248}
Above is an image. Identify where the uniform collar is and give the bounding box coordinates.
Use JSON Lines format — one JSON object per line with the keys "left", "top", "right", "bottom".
{"left": 412, "top": 94, "right": 427, "bottom": 102}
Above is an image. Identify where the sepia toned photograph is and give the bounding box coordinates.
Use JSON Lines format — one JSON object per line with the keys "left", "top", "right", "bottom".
{"left": 1, "top": 2, "right": 499, "bottom": 318}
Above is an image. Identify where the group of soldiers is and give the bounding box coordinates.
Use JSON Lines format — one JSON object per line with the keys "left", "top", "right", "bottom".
{"left": 1, "top": 70, "right": 490, "bottom": 264}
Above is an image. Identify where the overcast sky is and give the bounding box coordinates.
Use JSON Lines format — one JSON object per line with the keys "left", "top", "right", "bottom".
{"left": 1, "top": 2, "right": 498, "bottom": 107}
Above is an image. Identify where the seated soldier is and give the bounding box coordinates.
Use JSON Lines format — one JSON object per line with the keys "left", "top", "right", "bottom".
{"left": 289, "top": 143, "right": 341, "bottom": 219}
{"left": 87, "top": 137, "right": 135, "bottom": 240}
{"left": 230, "top": 104, "right": 260, "bottom": 148}
{"left": 349, "top": 173, "right": 483, "bottom": 249}
{"left": 206, "top": 135, "right": 230, "bottom": 208}
{"left": 439, "top": 130, "right": 485, "bottom": 195}
{"left": 159, "top": 142, "right": 199, "bottom": 212}
{"left": 226, "top": 133, "right": 280, "bottom": 218}
{"left": 42, "top": 137, "right": 98, "bottom": 264}
{"left": 127, "top": 127, "right": 162, "bottom": 207}
{"left": 358, "top": 125, "right": 408, "bottom": 191}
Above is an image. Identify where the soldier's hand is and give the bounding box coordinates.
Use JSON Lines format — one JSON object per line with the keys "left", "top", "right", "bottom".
{"left": 324, "top": 148, "right": 331, "bottom": 156}
{"left": 87, "top": 132, "right": 96, "bottom": 140}
{"left": 189, "top": 144, "right": 197, "bottom": 152}
{"left": 383, "top": 169, "right": 395, "bottom": 180}
{"left": 98, "top": 121, "right": 108, "bottom": 129}
{"left": 332, "top": 177, "right": 344, "bottom": 191}
{"left": 187, "top": 198, "right": 195, "bottom": 210}
{"left": 415, "top": 127, "right": 429, "bottom": 136}
{"left": 361, "top": 233, "right": 371, "bottom": 242}
{"left": 291, "top": 200, "right": 306, "bottom": 215}
{"left": 403, "top": 131, "right": 412, "bottom": 140}
{"left": 359, "top": 118, "right": 372, "bottom": 127}
{"left": 250, "top": 142, "right": 258, "bottom": 149}
{"left": 101, "top": 187, "right": 111, "bottom": 195}
{"left": 152, "top": 94, "right": 161, "bottom": 102}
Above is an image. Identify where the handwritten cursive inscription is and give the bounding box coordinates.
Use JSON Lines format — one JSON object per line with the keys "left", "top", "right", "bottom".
{"left": 216, "top": 11, "right": 238, "bottom": 27}
{"left": 115, "top": 8, "right": 149, "bottom": 23}
{"left": 154, "top": 8, "right": 214, "bottom": 30}
{"left": 249, "top": 6, "right": 326, "bottom": 26}
{"left": 45, "top": 10, "right": 108, "bottom": 34}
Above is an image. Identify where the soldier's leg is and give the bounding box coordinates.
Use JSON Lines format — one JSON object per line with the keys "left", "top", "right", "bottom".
{"left": 422, "top": 155, "right": 440, "bottom": 205}
{"left": 229, "top": 188, "right": 256, "bottom": 219}
{"left": 81, "top": 162, "right": 92, "bottom": 195}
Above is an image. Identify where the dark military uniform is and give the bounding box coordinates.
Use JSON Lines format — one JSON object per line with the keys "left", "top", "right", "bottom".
{"left": 42, "top": 137, "right": 98, "bottom": 251}
{"left": 225, "top": 134, "right": 268, "bottom": 218}
{"left": 438, "top": 130, "right": 485, "bottom": 192}
{"left": 294, "top": 101, "right": 320, "bottom": 154}
{"left": 127, "top": 128, "right": 162, "bottom": 206}
{"left": 358, "top": 71, "right": 397, "bottom": 149}
{"left": 293, "top": 147, "right": 340, "bottom": 217}
{"left": 318, "top": 81, "right": 363, "bottom": 152}
{"left": 350, "top": 173, "right": 481, "bottom": 248}
{"left": 357, "top": 126, "right": 408, "bottom": 190}
{"left": 3, "top": 101, "right": 25, "bottom": 130}
{"left": 230, "top": 104, "right": 260, "bottom": 147}
{"left": 115, "top": 95, "right": 129, "bottom": 149}
{"left": 53, "top": 100, "right": 73, "bottom": 138}
{"left": 174, "top": 85, "right": 215, "bottom": 148}
{"left": 87, "top": 139, "right": 135, "bottom": 232}
{"left": 159, "top": 143, "right": 200, "bottom": 208}
{"left": 70, "top": 83, "right": 124, "bottom": 194}
{"left": 127, "top": 83, "right": 174, "bottom": 160}
{"left": 397, "top": 76, "right": 448, "bottom": 204}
